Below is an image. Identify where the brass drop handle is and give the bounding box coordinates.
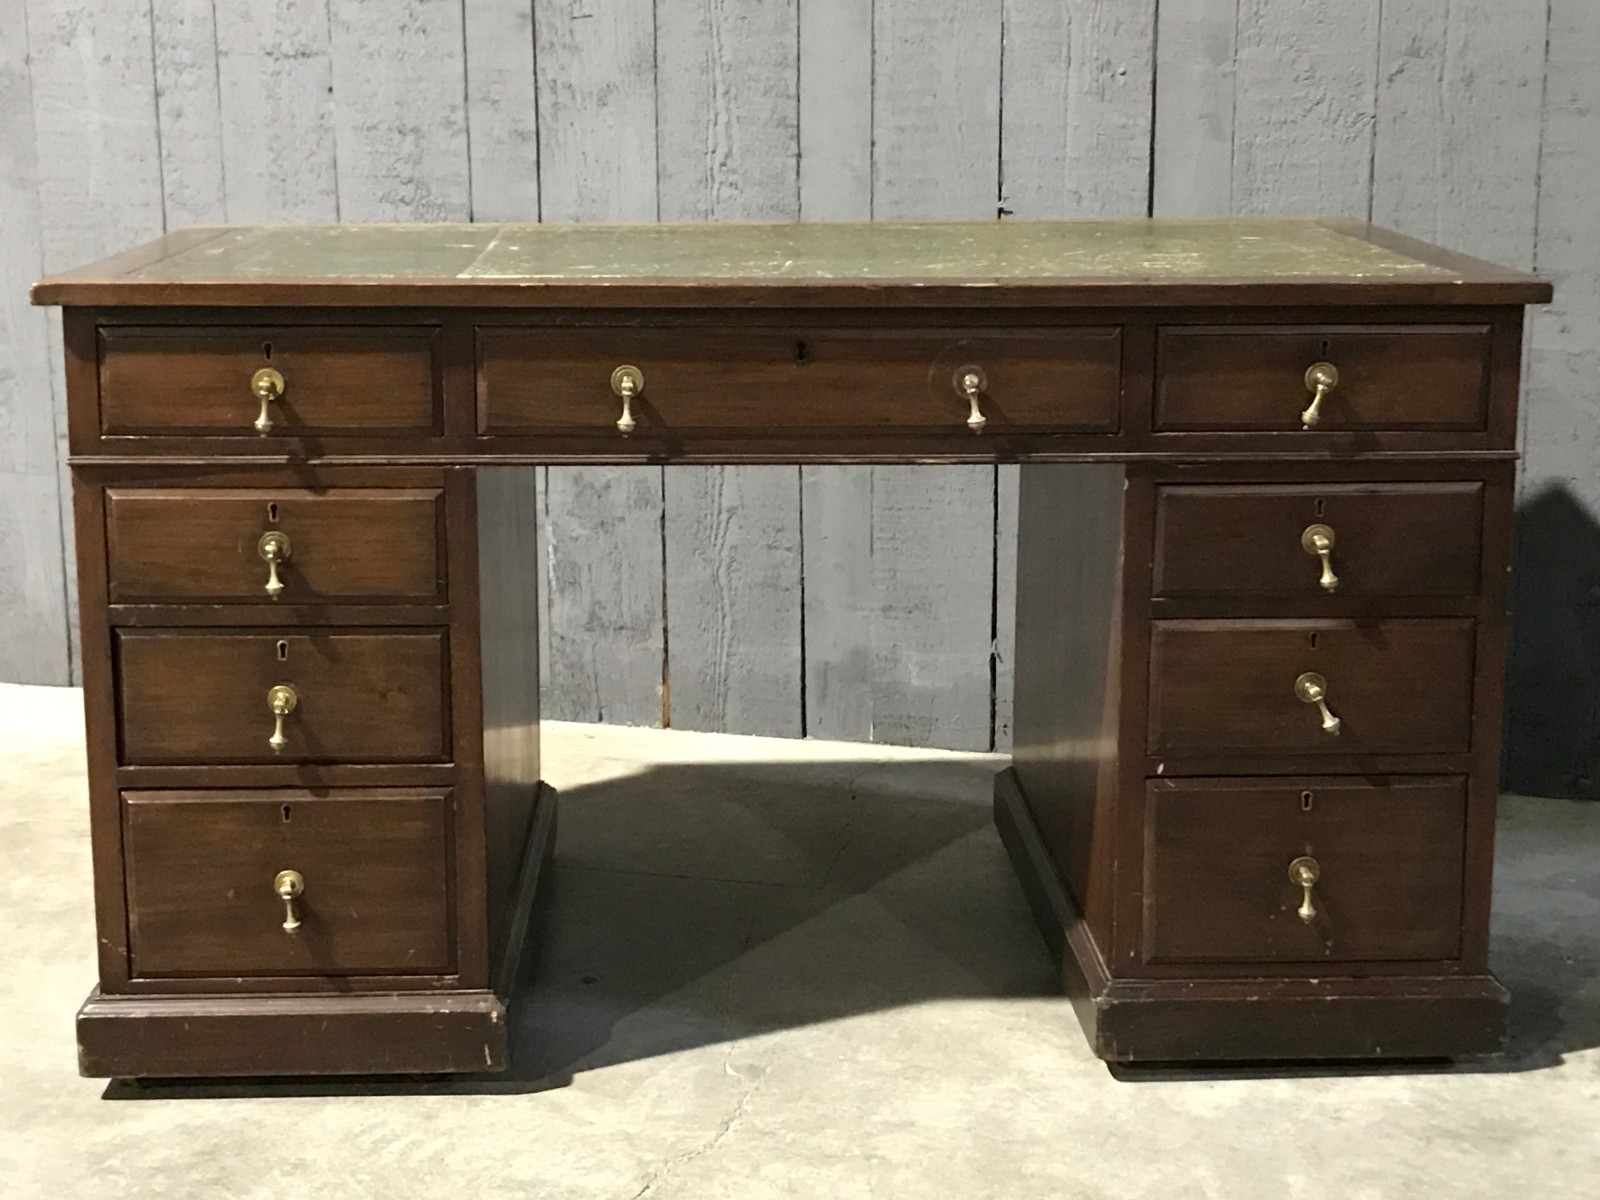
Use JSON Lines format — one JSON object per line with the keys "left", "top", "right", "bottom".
{"left": 1301, "top": 362, "right": 1338, "bottom": 429}
{"left": 274, "top": 869, "right": 305, "bottom": 933}
{"left": 267, "top": 683, "right": 298, "bottom": 752}
{"left": 251, "top": 367, "right": 285, "bottom": 436}
{"left": 258, "top": 531, "right": 292, "bottom": 599}
{"left": 954, "top": 364, "right": 988, "bottom": 433}
{"left": 1288, "top": 856, "right": 1321, "bottom": 924}
{"left": 1294, "top": 671, "right": 1341, "bottom": 736}
{"left": 611, "top": 364, "right": 644, "bottom": 436}
{"left": 1300, "top": 523, "right": 1338, "bottom": 592}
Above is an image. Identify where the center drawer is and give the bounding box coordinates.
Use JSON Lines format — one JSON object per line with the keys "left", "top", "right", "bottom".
{"left": 124, "top": 789, "right": 453, "bottom": 978}
{"left": 1147, "top": 618, "right": 1476, "bottom": 756}
{"left": 116, "top": 630, "right": 450, "bottom": 764}
{"left": 476, "top": 327, "right": 1122, "bottom": 435}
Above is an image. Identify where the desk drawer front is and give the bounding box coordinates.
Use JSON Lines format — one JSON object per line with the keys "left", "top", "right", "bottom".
{"left": 116, "top": 630, "right": 450, "bottom": 764}
{"left": 1147, "top": 619, "right": 1475, "bottom": 756}
{"left": 477, "top": 328, "right": 1122, "bottom": 435}
{"left": 124, "top": 789, "right": 453, "bottom": 978}
{"left": 1153, "top": 482, "right": 1484, "bottom": 599}
{"left": 106, "top": 487, "right": 446, "bottom": 604}
{"left": 1155, "top": 326, "right": 1491, "bottom": 432}
{"left": 1143, "top": 777, "right": 1467, "bottom": 964}
{"left": 98, "top": 327, "right": 441, "bottom": 436}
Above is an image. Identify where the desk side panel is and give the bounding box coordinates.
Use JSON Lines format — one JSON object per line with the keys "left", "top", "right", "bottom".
{"left": 473, "top": 465, "right": 542, "bottom": 973}
{"left": 1012, "top": 463, "right": 1127, "bottom": 946}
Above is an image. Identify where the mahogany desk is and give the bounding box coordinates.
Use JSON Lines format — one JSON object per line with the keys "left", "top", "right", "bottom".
{"left": 32, "top": 219, "right": 1551, "bottom": 1077}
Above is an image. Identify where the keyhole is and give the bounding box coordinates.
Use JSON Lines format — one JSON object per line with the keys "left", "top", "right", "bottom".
{"left": 277, "top": 640, "right": 289, "bottom": 661}
{"left": 267, "top": 502, "right": 279, "bottom": 524}
{"left": 281, "top": 804, "right": 293, "bottom": 823}
{"left": 1301, "top": 790, "right": 1315, "bottom": 812}
{"left": 1320, "top": 337, "right": 1331, "bottom": 358}
{"left": 1309, "top": 632, "right": 1320, "bottom": 650}
{"left": 1314, "top": 497, "right": 1325, "bottom": 518}
{"left": 794, "top": 340, "right": 811, "bottom": 364}
{"left": 263, "top": 341, "right": 273, "bottom": 360}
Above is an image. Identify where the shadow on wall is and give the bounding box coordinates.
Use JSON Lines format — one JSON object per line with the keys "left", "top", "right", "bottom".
{"left": 104, "top": 755, "right": 1600, "bottom": 1099}
{"left": 1505, "top": 483, "right": 1600, "bottom": 800}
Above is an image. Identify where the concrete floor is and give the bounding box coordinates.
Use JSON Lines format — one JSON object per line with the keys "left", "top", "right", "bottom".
{"left": 3, "top": 683, "right": 1598, "bottom": 1198}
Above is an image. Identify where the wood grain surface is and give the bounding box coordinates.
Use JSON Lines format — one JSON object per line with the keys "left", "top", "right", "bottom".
{"left": 116, "top": 629, "right": 450, "bottom": 764}
{"left": 123, "top": 788, "right": 453, "bottom": 978}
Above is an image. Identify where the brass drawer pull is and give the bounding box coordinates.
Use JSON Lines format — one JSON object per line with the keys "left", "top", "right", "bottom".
{"left": 251, "top": 367, "right": 285, "bottom": 435}
{"left": 1288, "top": 856, "right": 1321, "bottom": 923}
{"left": 1293, "top": 671, "right": 1341, "bottom": 735}
{"left": 257, "top": 531, "right": 291, "bottom": 599}
{"left": 610, "top": 364, "right": 644, "bottom": 435}
{"left": 955, "top": 364, "right": 988, "bottom": 433}
{"left": 1301, "top": 362, "right": 1338, "bottom": 429}
{"left": 1300, "top": 523, "right": 1338, "bottom": 592}
{"left": 267, "top": 683, "right": 298, "bottom": 752}
{"left": 274, "top": 869, "right": 305, "bottom": 932}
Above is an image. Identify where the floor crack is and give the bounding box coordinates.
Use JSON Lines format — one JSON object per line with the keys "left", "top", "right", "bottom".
{"left": 627, "top": 1044, "right": 769, "bottom": 1199}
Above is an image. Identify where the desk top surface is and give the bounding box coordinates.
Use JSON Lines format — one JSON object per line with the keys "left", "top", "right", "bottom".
{"left": 33, "top": 218, "right": 1550, "bottom": 308}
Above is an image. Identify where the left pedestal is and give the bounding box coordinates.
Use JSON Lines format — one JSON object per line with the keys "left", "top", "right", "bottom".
{"left": 71, "top": 464, "right": 547, "bottom": 1078}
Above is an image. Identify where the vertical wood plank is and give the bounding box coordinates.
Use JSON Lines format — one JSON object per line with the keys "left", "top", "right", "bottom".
{"left": 213, "top": 1, "right": 339, "bottom": 221}
{"left": 662, "top": 467, "right": 803, "bottom": 735}
{"left": 151, "top": 0, "right": 227, "bottom": 226}
{"left": 798, "top": 0, "right": 872, "bottom": 219}
{"left": 812, "top": 0, "right": 998, "bottom": 752}
{"left": 1000, "top": 0, "right": 1156, "bottom": 218}
{"left": 534, "top": 0, "right": 658, "bottom": 224}
{"left": 873, "top": 0, "right": 1000, "bottom": 218}
{"left": 328, "top": 0, "right": 472, "bottom": 221}
{"left": 1230, "top": 0, "right": 1381, "bottom": 215}
{"left": 993, "top": 466, "right": 1017, "bottom": 749}
{"left": 1506, "top": 0, "right": 1600, "bottom": 796}
{"left": 463, "top": 0, "right": 540, "bottom": 220}
{"left": 1371, "top": 0, "right": 1546, "bottom": 268}
{"left": 0, "top": 0, "right": 70, "bottom": 683}
{"left": 996, "top": 0, "right": 1154, "bottom": 750}
{"left": 536, "top": 467, "right": 666, "bottom": 725}
{"left": 26, "top": 0, "right": 166, "bottom": 265}
{"left": 1151, "top": 0, "right": 1237, "bottom": 216}
{"left": 1525, "top": 0, "right": 1600, "bottom": 490}
{"left": 534, "top": 0, "right": 665, "bottom": 727}
{"left": 658, "top": 0, "right": 802, "bottom": 736}
{"left": 863, "top": 467, "right": 994, "bottom": 750}
{"left": 800, "top": 467, "right": 874, "bottom": 739}
{"left": 796, "top": 0, "right": 874, "bottom": 740}
{"left": 26, "top": 0, "right": 168, "bottom": 685}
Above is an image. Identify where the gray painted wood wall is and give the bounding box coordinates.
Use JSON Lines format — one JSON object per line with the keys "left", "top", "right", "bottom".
{"left": 2, "top": 1, "right": 1595, "bottom": 787}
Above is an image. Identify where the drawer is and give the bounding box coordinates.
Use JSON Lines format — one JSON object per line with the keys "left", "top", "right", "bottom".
{"left": 477, "top": 327, "right": 1121, "bottom": 435}
{"left": 1153, "top": 482, "right": 1484, "bottom": 599}
{"left": 1147, "top": 619, "right": 1475, "bottom": 756}
{"left": 1155, "top": 326, "right": 1491, "bottom": 432}
{"left": 1143, "top": 777, "right": 1466, "bottom": 964}
{"left": 116, "top": 630, "right": 450, "bottom": 764}
{"left": 124, "top": 789, "right": 452, "bottom": 977}
{"left": 98, "top": 326, "right": 441, "bottom": 436}
{"left": 106, "top": 487, "right": 446, "bottom": 604}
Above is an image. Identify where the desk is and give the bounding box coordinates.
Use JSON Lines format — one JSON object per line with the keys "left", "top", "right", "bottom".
{"left": 32, "top": 219, "right": 1551, "bottom": 1076}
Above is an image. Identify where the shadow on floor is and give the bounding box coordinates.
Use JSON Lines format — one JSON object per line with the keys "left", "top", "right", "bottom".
{"left": 1504, "top": 484, "right": 1600, "bottom": 800}
{"left": 104, "top": 766, "right": 1600, "bottom": 1098}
